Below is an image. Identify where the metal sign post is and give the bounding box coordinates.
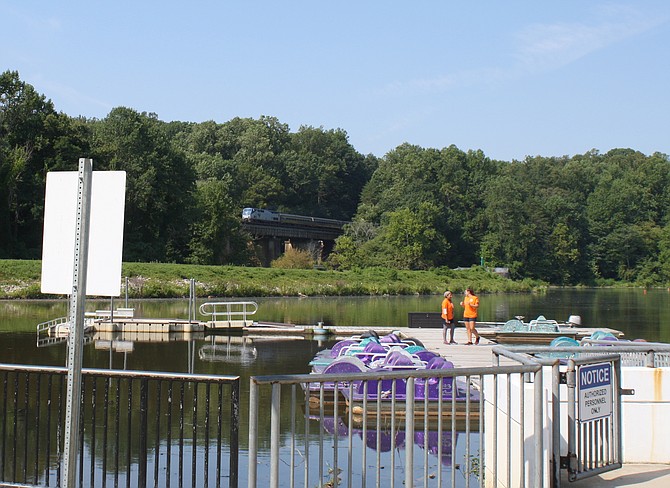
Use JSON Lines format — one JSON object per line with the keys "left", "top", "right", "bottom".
{"left": 41, "top": 159, "right": 126, "bottom": 487}
{"left": 62, "top": 158, "right": 93, "bottom": 488}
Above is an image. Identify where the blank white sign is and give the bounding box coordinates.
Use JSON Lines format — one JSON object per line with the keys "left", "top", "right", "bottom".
{"left": 41, "top": 171, "right": 127, "bottom": 296}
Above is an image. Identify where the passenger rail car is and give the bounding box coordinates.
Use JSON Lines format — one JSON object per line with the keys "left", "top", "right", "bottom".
{"left": 242, "top": 208, "right": 347, "bottom": 230}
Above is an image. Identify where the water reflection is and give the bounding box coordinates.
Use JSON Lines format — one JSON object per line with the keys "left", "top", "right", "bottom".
{"left": 321, "top": 415, "right": 457, "bottom": 466}
{"left": 198, "top": 336, "right": 258, "bottom": 365}
{"left": 2, "top": 288, "right": 669, "bottom": 371}
{"left": 2, "top": 290, "right": 665, "bottom": 486}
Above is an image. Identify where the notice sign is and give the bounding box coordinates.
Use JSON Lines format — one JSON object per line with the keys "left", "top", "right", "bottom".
{"left": 578, "top": 362, "right": 613, "bottom": 422}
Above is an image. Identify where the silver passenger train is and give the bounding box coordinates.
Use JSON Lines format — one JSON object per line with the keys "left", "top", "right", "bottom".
{"left": 241, "top": 208, "right": 347, "bottom": 230}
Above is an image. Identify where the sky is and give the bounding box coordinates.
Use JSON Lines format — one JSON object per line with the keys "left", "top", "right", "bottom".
{"left": 2, "top": 1, "right": 669, "bottom": 162}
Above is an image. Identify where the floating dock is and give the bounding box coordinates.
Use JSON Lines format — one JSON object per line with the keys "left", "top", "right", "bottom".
{"left": 93, "top": 317, "right": 205, "bottom": 333}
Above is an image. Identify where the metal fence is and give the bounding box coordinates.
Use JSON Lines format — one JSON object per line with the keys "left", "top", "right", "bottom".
{"left": 0, "top": 364, "right": 240, "bottom": 488}
{"left": 578, "top": 340, "right": 670, "bottom": 367}
{"left": 248, "top": 363, "right": 544, "bottom": 488}
{"left": 492, "top": 343, "right": 670, "bottom": 486}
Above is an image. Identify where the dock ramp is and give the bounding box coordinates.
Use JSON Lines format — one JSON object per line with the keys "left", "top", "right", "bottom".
{"left": 199, "top": 301, "right": 258, "bottom": 329}
{"left": 36, "top": 316, "right": 94, "bottom": 347}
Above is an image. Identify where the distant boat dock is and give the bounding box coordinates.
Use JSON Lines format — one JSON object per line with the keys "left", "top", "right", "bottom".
{"left": 38, "top": 301, "right": 625, "bottom": 347}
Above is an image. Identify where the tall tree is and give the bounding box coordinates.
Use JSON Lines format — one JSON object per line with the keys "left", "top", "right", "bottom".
{"left": 90, "top": 107, "right": 195, "bottom": 262}
{"left": 188, "top": 176, "right": 251, "bottom": 265}
{"left": 0, "top": 70, "right": 90, "bottom": 257}
{"left": 286, "top": 126, "right": 375, "bottom": 220}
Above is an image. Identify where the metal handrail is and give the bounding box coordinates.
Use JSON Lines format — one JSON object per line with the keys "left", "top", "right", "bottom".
{"left": 199, "top": 301, "right": 258, "bottom": 323}
{"left": 495, "top": 343, "right": 670, "bottom": 368}
{"left": 249, "top": 361, "right": 544, "bottom": 488}
{"left": 36, "top": 316, "right": 69, "bottom": 335}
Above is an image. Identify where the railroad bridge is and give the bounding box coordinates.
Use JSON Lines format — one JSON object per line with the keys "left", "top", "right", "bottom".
{"left": 242, "top": 220, "right": 346, "bottom": 266}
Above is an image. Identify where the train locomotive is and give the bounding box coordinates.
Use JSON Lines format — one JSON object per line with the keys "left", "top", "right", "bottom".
{"left": 241, "top": 208, "right": 347, "bottom": 230}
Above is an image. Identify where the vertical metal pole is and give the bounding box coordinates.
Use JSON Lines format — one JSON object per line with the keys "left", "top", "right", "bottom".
{"left": 534, "top": 367, "right": 544, "bottom": 487}
{"left": 492, "top": 356, "right": 499, "bottom": 483}
{"left": 507, "top": 373, "right": 512, "bottom": 488}
{"left": 613, "top": 358, "right": 622, "bottom": 465}
{"left": 188, "top": 279, "right": 193, "bottom": 323}
{"left": 405, "top": 377, "right": 415, "bottom": 488}
{"left": 125, "top": 276, "right": 129, "bottom": 308}
{"left": 248, "top": 380, "right": 258, "bottom": 488}
{"left": 62, "top": 158, "right": 93, "bottom": 488}
{"left": 519, "top": 372, "right": 526, "bottom": 487}
{"left": 270, "top": 383, "right": 281, "bottom": 488}
{"left": 566, "top": 360, "right": 577, "bottom": 481}
{"left": 229, "top": 379, "right": 239, "bottom": 488}
{"left": 552, "top": 362, "right": 561, "bottom": 488}
{"left": 138, "top": 378, "right": 148, "bottom": 488}
{"left": 193, "top": 279, "right": 196, "bottom": 321}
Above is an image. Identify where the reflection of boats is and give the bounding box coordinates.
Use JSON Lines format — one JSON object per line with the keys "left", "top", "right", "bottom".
{"left": 198, "top": 336, "right": 258, "bottom": 364}
{"left": 319, "top": 416, "right": 456, "bottom": 466}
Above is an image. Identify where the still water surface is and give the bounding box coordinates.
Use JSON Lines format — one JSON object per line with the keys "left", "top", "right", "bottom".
{"left": 1, "top": 288, "right": 668, "bottom": 371}
{"left": 0, "top": 289, "right": 667, "bottom": 485}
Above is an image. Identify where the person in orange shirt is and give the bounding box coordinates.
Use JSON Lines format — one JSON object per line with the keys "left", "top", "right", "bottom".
{"left": 441, "top": 291, "right": 456, "bottom": 344}
{"left": 460, "top": 288, "right": 481, "bottom": 345}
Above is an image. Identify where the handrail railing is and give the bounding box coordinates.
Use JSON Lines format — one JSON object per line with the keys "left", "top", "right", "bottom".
{"left": 199, "top": 301, "right": 258, "bottom": 324}
{"left": 496, "top": 343, "right": 670, "bottom": 368}
{"left": 249, "top": 362, "right": 544, "bottom": 488}
{"left": 0, "top": 364, "right": 240, "bottom": 488}
{"left": 36, "top": 316, "right": 69, "bottom": 335}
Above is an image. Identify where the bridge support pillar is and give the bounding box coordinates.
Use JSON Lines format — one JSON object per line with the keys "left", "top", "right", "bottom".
{"left": 256, "top": 237, "right": 284, "bottom": 267}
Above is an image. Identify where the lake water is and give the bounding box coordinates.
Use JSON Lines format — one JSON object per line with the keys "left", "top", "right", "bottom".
{"left": 1, "top": 288, "right": 668, "bottom": 371}
{"left": 0, "top": 288, "right": 667, "bottom": 486}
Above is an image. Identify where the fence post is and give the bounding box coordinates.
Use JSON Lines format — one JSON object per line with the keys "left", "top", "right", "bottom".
{"left": 566, "top": 360, "right": 577, "bottom": 480}
{"left": 270, "top": 383, "right": 281, "bottom": 488}
{"left": 138, "top": 377, "right": 148, "bottom": 488}
{"left": 550, "top": 362, "right": 561, "bottom": 488}
{"left": 534, "top": 367, "right": 544, "bottom": 487}
{"left": 405, "top": 377, "right": 415, "bottom": 488}
{"left": 645, "top": 351, "right": 655, "bottom": 368}
{"left": 248, "top": 379, "right": 258, "bottom": 488}
{"left": 230, "top": 379, "right": 240, "bottom": 488}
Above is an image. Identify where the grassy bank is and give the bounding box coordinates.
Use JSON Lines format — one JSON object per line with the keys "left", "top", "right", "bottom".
{"left": 0, "top": 259, "right": 547, "bottom": 299}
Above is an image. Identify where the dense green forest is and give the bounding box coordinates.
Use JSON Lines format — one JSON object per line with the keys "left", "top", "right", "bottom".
{"left": 1, "top": 70, "right": 669, "bottom": 286}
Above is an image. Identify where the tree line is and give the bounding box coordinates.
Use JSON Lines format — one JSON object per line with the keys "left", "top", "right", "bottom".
{"left": 1, "top": 70, "right": 669, "bottom": 285}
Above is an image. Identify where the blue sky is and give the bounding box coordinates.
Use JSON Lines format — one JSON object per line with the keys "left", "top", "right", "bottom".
{"left": 2, "top": 1, "right": 669, "bottom": 161}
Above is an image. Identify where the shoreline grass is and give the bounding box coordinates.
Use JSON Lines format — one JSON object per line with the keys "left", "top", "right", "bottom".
{"left": 0, "top": 259, "right": 546, "bottom": 299}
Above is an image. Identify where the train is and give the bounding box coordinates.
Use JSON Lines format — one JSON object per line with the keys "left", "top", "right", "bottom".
{"left": 241, "top": 208, "right": 348, "bottom": 230}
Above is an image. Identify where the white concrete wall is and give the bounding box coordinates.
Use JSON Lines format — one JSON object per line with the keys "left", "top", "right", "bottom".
{"left": 619, "top": 367, "right": 670, "bottom": 463}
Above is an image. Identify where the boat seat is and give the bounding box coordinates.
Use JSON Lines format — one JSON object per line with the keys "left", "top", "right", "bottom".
{"left": 415, "top": 349, "right": 439, "bottom": 363}
{"left": 501, "top": 319, "right": 526, "bottom": 332}
{"left": 380, "top": 333, "right": 401, "bottom": 343}
{"left": 330, "top": 339, "right": 358, "bottom": 358}
{"left": 322, "top": 356, "right": 368, "bottom": 374}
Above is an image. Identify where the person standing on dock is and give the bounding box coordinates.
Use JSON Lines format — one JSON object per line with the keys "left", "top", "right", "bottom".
{"left": 460, "top": 288, "right": 481, "bottom": 345}
{"left": 441, "top": 291, "right": 456, "bottom": 344}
